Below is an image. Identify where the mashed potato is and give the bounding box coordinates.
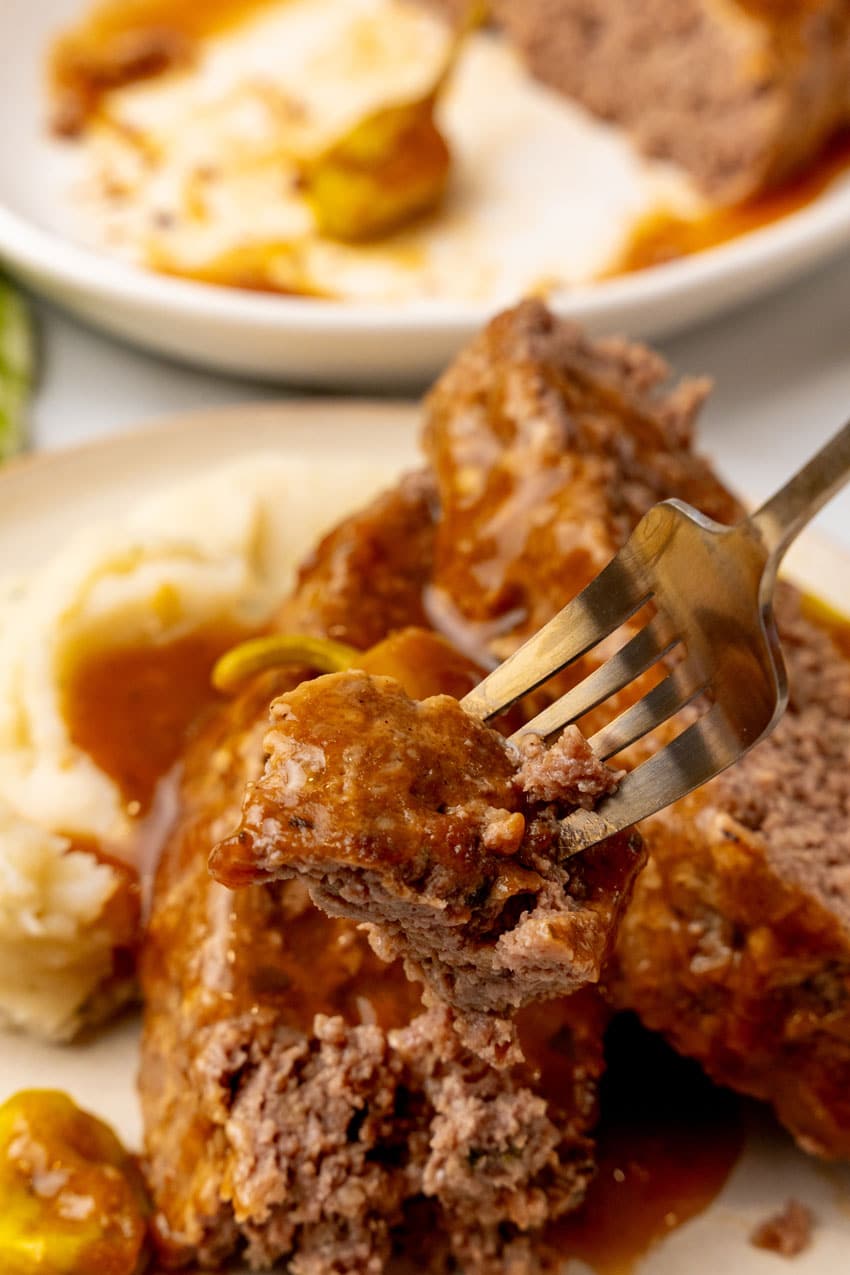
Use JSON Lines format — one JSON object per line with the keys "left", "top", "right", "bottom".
{"left": 0, "top": 452, "right": 397, "bottom": 1039}
{"left": 0, "top": 803, "right": 129, "bottom": 1041}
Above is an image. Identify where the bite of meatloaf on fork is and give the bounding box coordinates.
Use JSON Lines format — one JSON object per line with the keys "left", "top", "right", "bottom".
{"left": 210, "top": 666, "right": 643, "bottom": 1060}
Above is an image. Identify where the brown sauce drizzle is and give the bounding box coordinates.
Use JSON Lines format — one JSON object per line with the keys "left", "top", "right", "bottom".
{"left": 611, "top": 128, "right": 850, "bottom": 277}
{"left": 545, "top": 1016, "right": 745, "bottom": 1275}
{"left": 61, "top": 625, "right": 242, "bottom": 816}
{"left": 150, "top": 241, "right": 336, "bottom": 299}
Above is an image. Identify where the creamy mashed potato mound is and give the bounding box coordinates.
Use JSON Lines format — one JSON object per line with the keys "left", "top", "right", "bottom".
{"left": 0, "top": 803, "right": 124, "bottom": 1041}
{"left": 0, "top": 452, "right": 397, "bottom": 1039}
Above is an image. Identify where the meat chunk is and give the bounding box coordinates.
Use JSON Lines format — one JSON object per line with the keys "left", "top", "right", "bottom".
{"left": 751, "top": 1199, "right": 815, "bottom": 1258}
{"left": 423, "top": 298, "right": 740, "bottom": 670}
{"left": 428, "top": 0, "right": 850, "bottom": 201}
{"left": 425, "top": 299, "right": 850, "bottom": 1160}
{"left": 279, "top": 470, "right": 437, "bottom": 650}
{"left": 500, "top": 0, "right": 850, "bottom": 202}
{"left": 140, "top": 478, "right": 610, "bottom": 1273}
{"left": 211, "top": 668, "right": 643, "bottom": 1052}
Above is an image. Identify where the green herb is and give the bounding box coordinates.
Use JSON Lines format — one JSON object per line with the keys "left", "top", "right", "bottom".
{"left": 0, "top": 280, "right": 34, "bottom": 462}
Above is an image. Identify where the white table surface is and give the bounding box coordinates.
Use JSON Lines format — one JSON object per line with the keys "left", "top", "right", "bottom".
{"left": 29, "top": 248, "right": 850, "bottom": 552}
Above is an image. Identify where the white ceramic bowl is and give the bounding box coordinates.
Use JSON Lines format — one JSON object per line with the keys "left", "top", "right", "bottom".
{"left": 1, "top": 0, "right": 850, "bottom": 386}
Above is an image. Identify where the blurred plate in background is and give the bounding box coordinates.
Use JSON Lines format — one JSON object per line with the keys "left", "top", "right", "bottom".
{"left": 1, "top": 0, "right": 850, "bottom": 386}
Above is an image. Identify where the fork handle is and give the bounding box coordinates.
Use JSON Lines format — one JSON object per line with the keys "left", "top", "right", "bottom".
{"left": 749, "top": 418, "right": 850, "bottom": 567}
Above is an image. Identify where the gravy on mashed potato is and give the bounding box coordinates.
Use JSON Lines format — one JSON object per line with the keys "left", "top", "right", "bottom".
{"left": 0, "top": 452, "right": 396, "bottom": 1041}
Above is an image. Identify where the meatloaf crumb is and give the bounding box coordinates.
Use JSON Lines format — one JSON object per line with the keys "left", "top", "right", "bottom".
{"left": 210, "top": 667, "right": 643, "bottom": 1061}
{"left": 751, "top": 1199, "right": 815, "bottom": 1258}
{"left": 517, "top": 729, "right": 621, "bottom": 808}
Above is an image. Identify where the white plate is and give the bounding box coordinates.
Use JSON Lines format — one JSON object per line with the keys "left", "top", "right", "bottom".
{"left": 2, "top": 0, "right": 850, "bottom": 386}
{"left": 0, "top": 401, "right": 849, "bottom": 1273}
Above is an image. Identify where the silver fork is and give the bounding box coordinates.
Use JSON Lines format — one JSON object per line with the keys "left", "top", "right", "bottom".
{"left": 460, "top": 419, "right": 850, "bottom": 854}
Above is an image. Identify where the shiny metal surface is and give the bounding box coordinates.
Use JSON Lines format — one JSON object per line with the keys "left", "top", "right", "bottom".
{"left": 461, "top": 418, "right": 850, "bottom": 853}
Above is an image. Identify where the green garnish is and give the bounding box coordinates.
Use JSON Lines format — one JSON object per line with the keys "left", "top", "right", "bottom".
{"left": 0, "top": 280, "right": 34, "bottom": 463}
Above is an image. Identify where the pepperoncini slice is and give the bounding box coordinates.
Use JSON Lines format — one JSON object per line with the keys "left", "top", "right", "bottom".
{"left": 303, "top": 99, "right": 451, "bottom": 243}
{"left": 302, "top": 0, "right": 487, "bottom": 242}
{"left": 212, "top": 634, "right": 359, "bottom": 693}
{"left": 0, "top": 1090, "right": 148, "bottom": 1275}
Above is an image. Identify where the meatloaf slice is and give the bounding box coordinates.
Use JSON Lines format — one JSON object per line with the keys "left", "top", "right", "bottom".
{"left": 143, "top": 676, "right": 600, "bottom": 1272}
{"left": 211, "top": 667, "right": 643, "bottom": 1055}
{"left": 610, "top": 588, "right": 850, "bottom": 1159}
{"left": 141, "top": 477, "right": 610, "bottom": 1273}
{"left": 428, "top": 0, "right": 850, "bottom": 202}
{"left": 423, "top": 297, "right": 741, "bottom": 671}
{"left": 424, "top": 299, "right": 850, "bottom": 1160}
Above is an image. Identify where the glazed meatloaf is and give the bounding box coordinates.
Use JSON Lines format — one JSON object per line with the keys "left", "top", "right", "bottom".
{"left": 211, "top": 668, "right": 641, "bottom": 1057}
{"left": 143, "top": 297, "right": 850, "bottom": 1275}
{"left": 430, "top": 0, "right": 850, "bottom": 202}
{"left": 423, "top": 298, "right": 742, "bottom": 670}
{"left": 140, "top": 475, "right": 611, "bottom": 1273}
{"left": 610, "top": 591, "right": 850, "bottom": 1160}
{"left": 423, "top": 298, "right": 850, "bottom": 1160}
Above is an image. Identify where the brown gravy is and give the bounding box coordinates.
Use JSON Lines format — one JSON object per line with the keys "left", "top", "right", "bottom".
{"left": 61, "top": 624, "right": 241, "bottom": 815}
{"left": 611, "top": 128, "right": 850, "bottom": 277}
{"left": 732, "top": 0, "right": 827, "bottom": 19}
{"left": 546, "top": 1016, "right": 744, "bottom": 1275}
{"left": 150, "top": 241, "right": 336, "bottom": 299}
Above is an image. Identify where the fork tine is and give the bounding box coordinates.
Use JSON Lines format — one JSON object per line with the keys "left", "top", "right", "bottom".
{"left": 557, "top": 705, "right": 742, "bottom": 856}
{"left": 588, "top": 658, "right": 708, "bottom": 761}
{"left": 460, "top": 548, "right": 651, "bottom": 721}
{"left": 509, "top": 614, "right": 678, "bottom": 743}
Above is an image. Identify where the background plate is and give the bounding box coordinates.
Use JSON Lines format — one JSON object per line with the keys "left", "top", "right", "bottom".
{"left": 1, "top": 0, "right": 850, "bottom": 385}
{"left": 1, "top": 402, "right": 849, "bottom": 1272}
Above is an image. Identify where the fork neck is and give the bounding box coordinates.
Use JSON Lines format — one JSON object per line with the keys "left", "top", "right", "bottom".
{"left": 749, "top": 418, "right": 850, "bottom": 570}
